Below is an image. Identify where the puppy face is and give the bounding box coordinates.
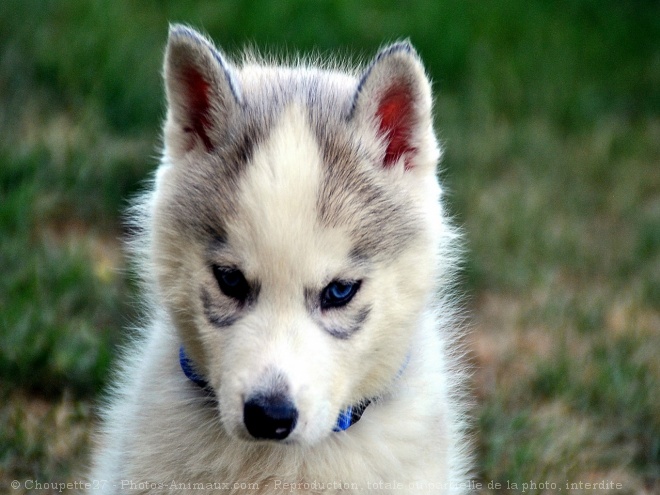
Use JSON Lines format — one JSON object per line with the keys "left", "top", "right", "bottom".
{"left": 149, "top": 26, "right": 444, "bottom": 444}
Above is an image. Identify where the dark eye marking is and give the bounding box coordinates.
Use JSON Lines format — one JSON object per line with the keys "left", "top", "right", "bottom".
{"left": 324, "top": 306, "right": 371, "bottom": 340}
{"left": 200, "top": 287, "right": 238, "bottom": 328}
{"left": 212, "top": 265, "right": 250, "bottom": 303}
{"left": 320, "top": 280, "right": 362, "bottom": 310}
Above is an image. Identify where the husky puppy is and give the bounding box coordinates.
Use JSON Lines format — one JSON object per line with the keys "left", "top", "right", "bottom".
{"left": 89, "top": 25, "right": 471, "bottom": 494}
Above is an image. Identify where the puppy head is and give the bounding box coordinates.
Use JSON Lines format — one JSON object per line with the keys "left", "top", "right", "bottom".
{"left": 149, "top": 25, "right": 446, "bottom": 444}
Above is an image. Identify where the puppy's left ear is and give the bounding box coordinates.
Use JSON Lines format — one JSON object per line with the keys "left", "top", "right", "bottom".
{"left": 351, "top": 42, "right": 438, "bottom": 171}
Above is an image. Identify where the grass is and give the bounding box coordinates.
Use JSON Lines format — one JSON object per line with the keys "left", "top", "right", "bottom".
{"left": 1, "top": 0, "right": 658, "bottom": 492}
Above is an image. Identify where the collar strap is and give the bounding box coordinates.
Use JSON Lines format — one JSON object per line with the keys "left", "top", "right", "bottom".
{"left": 333, "top": 401, "right": 371, "bottom": 431}
{"left": 179, "top": 346, "right": 209, "bottom": 389}
{"left": 334, "top": 352, "right": 409, "bottom": 430}
{"left": 179, "top": 346, "right": 406, "bottom": 432}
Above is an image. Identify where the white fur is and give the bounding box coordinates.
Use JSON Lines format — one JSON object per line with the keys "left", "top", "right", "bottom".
{"left": 88, "top": 27, "right": 471, "bottom": 494}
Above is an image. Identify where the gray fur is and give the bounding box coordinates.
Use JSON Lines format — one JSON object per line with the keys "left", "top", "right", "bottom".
{"left": 162, "top": 26, "right": 429, "bottom": 264}
{"left": 201, "top": 287, "right": 239, "bottom": 328}
{"left": 322, "top": 306, "right": 372, "bottom": 340}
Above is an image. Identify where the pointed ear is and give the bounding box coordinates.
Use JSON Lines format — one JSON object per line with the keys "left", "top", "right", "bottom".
{"left": 351, "top": 42, "right": 435, "bottom": 170}
{"left": 163, "top": 25, "right": 241, "bottom": 156}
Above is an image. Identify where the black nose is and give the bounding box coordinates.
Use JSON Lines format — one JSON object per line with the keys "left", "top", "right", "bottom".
{"left": 243, "top": 394, "right": 298, "bottom": 440}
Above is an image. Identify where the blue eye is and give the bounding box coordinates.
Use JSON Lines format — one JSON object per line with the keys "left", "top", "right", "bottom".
{"left": 212, "top": 266, "right": 250, "bottom": 302}
{"left": 321, "top": 280, "right": 361, "bottom": 310}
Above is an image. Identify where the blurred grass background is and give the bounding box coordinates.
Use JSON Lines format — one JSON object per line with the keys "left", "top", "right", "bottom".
{"left": 0, "top": 0, "right": 658, "bottom": 492}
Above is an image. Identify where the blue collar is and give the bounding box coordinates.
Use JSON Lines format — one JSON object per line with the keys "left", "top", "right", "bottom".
{"left": 179, "top": 346, "right": 404, "bottom": 432}
{"left": 179, "top": 346, "right": 209, "bottom": 390}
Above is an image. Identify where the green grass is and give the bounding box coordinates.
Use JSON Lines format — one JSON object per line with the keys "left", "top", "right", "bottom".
{"left": 0, "top": 0, "right": 658, "bottom": 490}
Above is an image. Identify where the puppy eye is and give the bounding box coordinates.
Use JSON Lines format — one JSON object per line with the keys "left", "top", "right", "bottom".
{"left": 212, "top": 265, "right": 249, "bottom": 302}
{"left": 320, "top": 280, "right": 361, "bottom": 310}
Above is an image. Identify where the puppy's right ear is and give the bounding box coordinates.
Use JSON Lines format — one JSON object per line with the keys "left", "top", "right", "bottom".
{"left": 163, "top": 25, "right": 241, "bottom": 156}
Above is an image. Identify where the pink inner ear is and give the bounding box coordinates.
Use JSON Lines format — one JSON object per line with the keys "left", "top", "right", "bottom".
{"left": 182, "top": 67, "right": 214, "bottom": 151}
{"left": 376, "top": 85, "right": 416, "bottom": 169}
